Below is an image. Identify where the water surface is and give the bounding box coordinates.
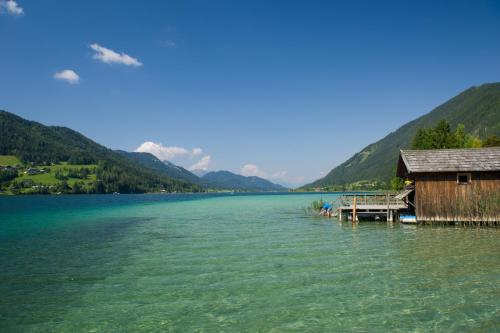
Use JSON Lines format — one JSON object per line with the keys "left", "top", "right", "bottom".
{"left": 1, "top": 193, "right": 499, "bottom": 332}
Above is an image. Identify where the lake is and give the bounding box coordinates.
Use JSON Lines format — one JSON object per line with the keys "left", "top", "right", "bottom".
{"left": 1, "top": 193, "right": 499, "bottom": 332}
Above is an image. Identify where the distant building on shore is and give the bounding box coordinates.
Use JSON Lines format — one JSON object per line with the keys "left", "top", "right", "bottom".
{"left": 397, "top": 147, "right": 500, "bottom": 224}
{"left": 25, "top": 168, "right": 46, "bottom": 176}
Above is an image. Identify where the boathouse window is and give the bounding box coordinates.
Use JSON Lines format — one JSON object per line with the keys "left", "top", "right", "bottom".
{"left": 457, "top": 173, "right": 471, "bottom": 185}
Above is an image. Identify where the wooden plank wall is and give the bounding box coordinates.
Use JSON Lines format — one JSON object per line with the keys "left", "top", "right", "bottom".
{"left": 415, "top": 172, "right": 500, "bottom": 222}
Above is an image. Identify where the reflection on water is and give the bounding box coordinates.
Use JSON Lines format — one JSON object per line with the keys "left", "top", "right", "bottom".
{"left": 0, "top": 193, "right": 499, "bottom": 332}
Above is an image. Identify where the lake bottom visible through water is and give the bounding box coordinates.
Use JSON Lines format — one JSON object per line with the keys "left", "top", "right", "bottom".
{"left": 0, "top": 193, "right": 499, "bottom": 332}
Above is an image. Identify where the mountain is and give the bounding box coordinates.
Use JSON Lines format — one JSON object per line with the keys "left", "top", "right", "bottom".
{"left": 116, "top": 151, "right": 289, "bottom": 191}
{"left": 202, "top": 171, "right": 288, "bottom": 191}
{"left": 303, "top": 83, "right": 500, "bottom": 189}
{"left": 0, "top": 110, "right": 201, "bottom": 194}
{"left": 116, "top": 151, "right": 201, "bottom": 184}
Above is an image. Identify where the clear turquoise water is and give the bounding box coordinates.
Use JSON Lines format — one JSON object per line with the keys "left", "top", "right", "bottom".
{"left": 1, "top": 193, "right": 499, "bottom": 332}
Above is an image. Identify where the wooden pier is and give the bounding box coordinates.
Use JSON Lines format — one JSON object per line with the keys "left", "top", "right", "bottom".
{"left": 336, "top": 193, "right": 409, "bottom": 222}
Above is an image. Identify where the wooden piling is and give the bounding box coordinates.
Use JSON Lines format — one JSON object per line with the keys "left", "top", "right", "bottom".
{"left": 386, "top": 194, "right": 390, "bottom": 222}
{"left": 352, "top": 195, "right": 357, "bottom": 223}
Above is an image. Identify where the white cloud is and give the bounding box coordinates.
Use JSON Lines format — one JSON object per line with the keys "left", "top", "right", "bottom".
{"left": 192, "top": 148, "right": 203, "bottom": 156}
{"left": 241, "top": 164, "right": 265, "bottom": 177}
{"left": 135, "top": 141, "right": 207, "bottom": 162}
{"left": 90, "top": 43, "right": 142, "bottom": 66}
{"left": 0, "top": 0, "right": 23, "bottom": 15}
{"left": 53, "top": 69, "right": 80, "bottom": 84}
{"left": 189, "top": 155, "right": 212, "bottom": 171}
{"left": 241, "top": 164, "right": 290, "bottom": 182}
{"left": 270, "top": 170, "right": 287, "bottom": 179}
{"left": 136, "top": 141, "right": 190, "bottom": 160}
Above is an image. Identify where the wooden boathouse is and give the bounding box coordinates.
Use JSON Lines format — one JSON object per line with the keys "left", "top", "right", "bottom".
{"left": 396, "top": 147, "right": 500, "bottom": 224}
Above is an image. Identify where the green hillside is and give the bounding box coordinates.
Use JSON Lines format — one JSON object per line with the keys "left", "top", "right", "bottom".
{"left": 303, "top": 83, "right": 500, "bottom": 189}
{"left": 0, "top": 111, "right": 201, "bottom": 194}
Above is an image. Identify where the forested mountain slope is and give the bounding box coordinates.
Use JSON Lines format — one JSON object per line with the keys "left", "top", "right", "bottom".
{"left": 0, "top": 111, "right": 201, "bottom": 193}
{"left": 116, "top": 151, "right": 202, "bottom": 185}
{"left": 303, "top": 83, "right": 500, "bottom": 189}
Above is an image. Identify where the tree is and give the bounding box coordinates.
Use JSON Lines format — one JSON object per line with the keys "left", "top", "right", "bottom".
{"left": 71, "top": 181, "right": 85, "bottom": 194}
{"left": 433, "top": 120, "right": 453, "bottom": 148}
{"left": 465, "top": 136, "right": 483, "bottom": 148}
{"left": 483, "top": 135, "right": 500, "bottom": 147}
{"left": 390, "top": 176, "right": 404, "bottom": 191}
{"left": 454, "top": 124, "right": 467, "bottom": 148}
{"left": 411, "top": 120, "right": 483, "bottom": 150}
{"left": 0, "top": 169, "right": 18, "bottom": 182}
{"left": 55, "top": 180, "right": 70, "bottom": 193}
{"left": 411, "top": 128, "right": 434, "bottom": 150}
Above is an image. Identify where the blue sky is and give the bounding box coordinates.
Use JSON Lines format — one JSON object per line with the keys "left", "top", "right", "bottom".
{"left": 1, "top": 0, "right": 500, "bottom": 186}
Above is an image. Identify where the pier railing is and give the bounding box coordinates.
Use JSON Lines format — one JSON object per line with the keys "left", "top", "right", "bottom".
{"left": 340, "top": 193, "right": 404, "bottom": 207}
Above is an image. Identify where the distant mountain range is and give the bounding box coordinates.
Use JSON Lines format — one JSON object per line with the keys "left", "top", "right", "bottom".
{"left": 303, "top": 82, "right": 500, "bottom": 189}
{"left": 202, "top": 171, "right": 288, "bottom": 192}
{"left": 117, "top": 151, "right": 288, "bottom": 191}
{"left": 0, "top": 111, "right": 288, "bottom": 193}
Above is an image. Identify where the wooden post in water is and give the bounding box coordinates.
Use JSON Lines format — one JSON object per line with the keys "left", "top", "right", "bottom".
{"left": 352, "top": 195, "right": 357, "bottom": 223}
{"left": 386, "top": 194, "right": 390, "bottom": 222}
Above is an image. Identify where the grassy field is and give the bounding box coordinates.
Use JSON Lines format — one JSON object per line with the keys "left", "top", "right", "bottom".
{"left": 0, "top": 155, "right": 22, "bottom": 166}
{"left": 1, "top": 161, "right": 99, "bottom": 194}
{"left": 16, "top": 163, "right": 97, "bottom": 185}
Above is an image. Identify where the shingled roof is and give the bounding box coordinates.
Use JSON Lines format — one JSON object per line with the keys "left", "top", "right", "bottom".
{"left": 397, "top": 147, "right": 500, "bottom": 175}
